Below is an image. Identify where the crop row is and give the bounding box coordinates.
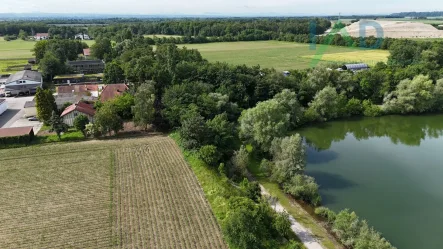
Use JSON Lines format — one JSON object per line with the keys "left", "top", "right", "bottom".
{"left": 113, "top": 137, "right": 227, "bottom": 249}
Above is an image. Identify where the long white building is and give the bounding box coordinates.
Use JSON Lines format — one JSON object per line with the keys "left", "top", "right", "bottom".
{"left": 4, "top": 71, "right": 43, "bottom": 96}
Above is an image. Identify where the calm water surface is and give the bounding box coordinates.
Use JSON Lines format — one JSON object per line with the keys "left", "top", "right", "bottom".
{"left": 298, "top": 115, "right": 443, "bottom": 249}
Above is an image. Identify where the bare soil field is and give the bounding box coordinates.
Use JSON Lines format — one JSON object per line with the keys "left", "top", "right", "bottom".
{"left": 0, "top": 135, "right": 226, "bottom": 248}
{"left": 341, "top": 20, "right": 443, "bottom": 38}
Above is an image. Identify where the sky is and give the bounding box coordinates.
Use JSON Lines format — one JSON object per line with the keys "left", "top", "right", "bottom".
{"left": 2, "top": 0, "right": 443, "bottom": 16}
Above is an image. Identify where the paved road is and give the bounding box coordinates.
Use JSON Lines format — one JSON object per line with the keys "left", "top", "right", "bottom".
{"left": 261, "top": 185, "right": 324, "bottom": 249}
{"left": 0, "top": 96, "right": 43, "bottom": 133}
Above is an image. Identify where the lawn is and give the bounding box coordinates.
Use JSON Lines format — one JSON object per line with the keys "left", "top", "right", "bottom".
{"left": 180, "top": 41, "right": 390, "bottom": 70}
{"left": 0, "top": 135, "right": 227, "bottom": 248}
{"left": 0, "top": 38, "right": 95, "bottom": 60}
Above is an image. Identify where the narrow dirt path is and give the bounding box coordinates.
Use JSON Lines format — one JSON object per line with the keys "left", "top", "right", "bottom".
{"left": 260, "top": 185, "right": 324, "bottom": 249}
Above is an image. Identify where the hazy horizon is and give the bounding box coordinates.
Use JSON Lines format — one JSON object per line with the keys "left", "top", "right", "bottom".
{"left": 2, "top": 0, "right": 443, "bottom": 17}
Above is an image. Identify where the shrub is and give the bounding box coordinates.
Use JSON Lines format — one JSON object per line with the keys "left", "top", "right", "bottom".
{"left": 73, "top": 114, "right": 89, "bottom": 137}
{"left": 363, "top": 100, "right": 383, "bottom": 117}
{"left": 284, "top": 240, "right": 303, "bottom": 249}
{"left": 240, "top": 178, "right": 261, "bottom": 203}
{"left": 198, "top": 145, "right": 221, "bottom": 166}
{"left": 283, "top": 174, "right": 321, "bottom": 206}
{"left": 315, "top": 207, "right": 337, "bottom": 224}
{"left": 273, "top": 212, "right": 292, "bottom": 238}
{"left": 85, "top": 123, "right": 101, "bottom": 138}
{"left": 179, "top": 113, "right": 208, "bottom": 150}
{"left": 345, "top": 98, "right": 363, "bottom": 116}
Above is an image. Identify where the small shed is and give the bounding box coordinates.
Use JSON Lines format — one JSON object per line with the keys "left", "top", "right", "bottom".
{"left": 0, "top": 99, "right": 7, "bottom": 115}
{"left": 0, "top": 126, "right": 34, "bottom": 138}
{"left": 342, "top": 63, "right": 370, "bottom": 72}
{"left": 24, "top": 100, "right": 37, "bottom": 118}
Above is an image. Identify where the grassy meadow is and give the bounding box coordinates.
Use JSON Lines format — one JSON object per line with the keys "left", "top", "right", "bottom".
{"left": 1, "top": 37, "right": 389, "bottom": 72}
{"left": 0, "top": 38, "right": 94, "bottom": 73}
{"left": 181, "top": 41, "right": 389, "bottom": 70}
{"left": 0, "top": 135, "right": 226, "bottom": 248}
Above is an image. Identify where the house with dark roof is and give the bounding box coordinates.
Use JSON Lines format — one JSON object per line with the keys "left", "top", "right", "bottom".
{"left": 0, "top": 126, "right": 34, "bottom": 138}
{"left": 100, "top": 84, "right": 128, "bottom": 102}
{"left": 4, "top": 70, "right": 42, "bottom": 96}
{"left": 61, "top": 102, "right": 96, "bottom": 126}
{"left": 34, "top": 33, "right": 49, "bottom": 40}
{"left": 67, "top": 60, "right": 105, "bottom": 74}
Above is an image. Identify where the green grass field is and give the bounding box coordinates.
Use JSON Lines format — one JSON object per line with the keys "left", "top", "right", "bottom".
{"left": 143, "top": 34, "right": 183, "bottom": 38}
{"left": 180, "top": 41, "right": 389, "bottom": 70}
{"left": 0, "top": 38, "right": 95, "bottom": 60}
{"left": 1, "top": 38, "right": 389, "bottom": 71}
{"left": 0, "top": 135, "right": 227, "bottom": 248}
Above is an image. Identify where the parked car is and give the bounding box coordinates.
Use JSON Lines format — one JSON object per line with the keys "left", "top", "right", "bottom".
{"left": 28, "top": 116, "right": 39, "bottom": 121}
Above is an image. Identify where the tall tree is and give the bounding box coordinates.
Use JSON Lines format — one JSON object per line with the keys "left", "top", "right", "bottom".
{"left": 133, "top": 83, "right": 156, "bottom": 130}
{"left": 94, "top": 102, "right": 124, "bottom": 136}
{"left": 35, "top": 87, "right": 56, "bottom": 125}
{"left": 73, "top": 114, "right": 90, "bottom": 137}
{"left": 39, "top": 51, "right": 65, "bottom": 81}
{"left": 50, "top": 111, "right": 67, "bottom": 140}
{"left": 103, "top": 61, "right": 125, "bottom": 84}
{"left": 90, "top": 37, "right": 112, "bottom": 60}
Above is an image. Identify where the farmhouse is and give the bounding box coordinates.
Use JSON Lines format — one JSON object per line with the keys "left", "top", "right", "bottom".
{"left": 60, "top": 102, "right": 96, "bottom": 126}
{"left": 75, "top": 33, "right": 91, "bottom": 40}
{"left": 24, "top": 100, "right": 37, "bottom": 118}
{"left": 100, "top": 84, "right": 128, "bottom": 102}
{"left": 0, "top": 126, "right": 34, "bottom": 138}
{"left": 0, "top": 99, "right": 7, "bottom": 116}
{"left": 67, "top": 60, "right": 105, "bottom": 74}
{"left": 4, "top": 70, "right": 43, "bottom": 96}
{"left": 34, "top": 33, "right": 49, "bottom": 40}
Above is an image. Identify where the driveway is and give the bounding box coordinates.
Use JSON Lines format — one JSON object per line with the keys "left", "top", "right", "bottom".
{"left": 0, "top": 96, "right": 43, "bottom": 134}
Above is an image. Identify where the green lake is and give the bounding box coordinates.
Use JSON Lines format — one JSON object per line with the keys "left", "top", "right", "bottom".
{"left": 298, "top": 115, "right": 443, "bottom": 249}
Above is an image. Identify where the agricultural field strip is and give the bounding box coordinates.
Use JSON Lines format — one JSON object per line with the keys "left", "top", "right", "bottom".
{"left": 0, "top": 149, "right": 110, "bottom": 248}
{"left": 113, "top": 138, "right": 227, "bottom": 249}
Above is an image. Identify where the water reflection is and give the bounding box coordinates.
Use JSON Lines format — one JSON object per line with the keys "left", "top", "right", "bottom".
{"left": 298, "top": 115, "right": 443, "bottom": 150}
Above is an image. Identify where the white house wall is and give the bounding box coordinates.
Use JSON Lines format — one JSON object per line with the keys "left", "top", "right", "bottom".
{"left": 0, "top": 101, "right": 7, "bottom": 115}
{"left": 62, "top": 110, "right": 94, "bottom": 126}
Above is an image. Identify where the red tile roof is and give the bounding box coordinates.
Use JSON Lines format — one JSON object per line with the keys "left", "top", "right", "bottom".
{"left": 57, "top": 84, "right": 99, "bottom": 94}
{"left": 83, "top": 48, "right": 90, "bottom": 56}
{"left": 0, "top": 126, "right": 33, "bottom": 138}
{"left": 100, "top": 84, "right": 128, "bottom": 102}
{"left": 61, "top": 102, "right": 96, "bottom": 117}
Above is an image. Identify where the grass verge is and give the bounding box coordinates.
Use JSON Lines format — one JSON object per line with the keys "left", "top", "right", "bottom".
{"left": 248, "top": 157, "right": 341, "bottom": 249}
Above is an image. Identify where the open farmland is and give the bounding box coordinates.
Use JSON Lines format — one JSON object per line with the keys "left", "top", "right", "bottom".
{"left": 0, "top": 135, "right": 226, "bottom": 248}
{"left": 0, "top": 38, "right": 95, "bottom": 59}
{"left": 181, "top": 41, "right": 389, "bottom": 70}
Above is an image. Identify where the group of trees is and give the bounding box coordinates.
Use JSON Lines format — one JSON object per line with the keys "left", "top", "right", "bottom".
{"left": 88, "top": 18, "right": 331, "bottom": 41}
{"left": 315, "top": 208, "right": 393, "bottom": 249}
{"left": 32, "top": 39, "right": 89, "bottom": 80}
